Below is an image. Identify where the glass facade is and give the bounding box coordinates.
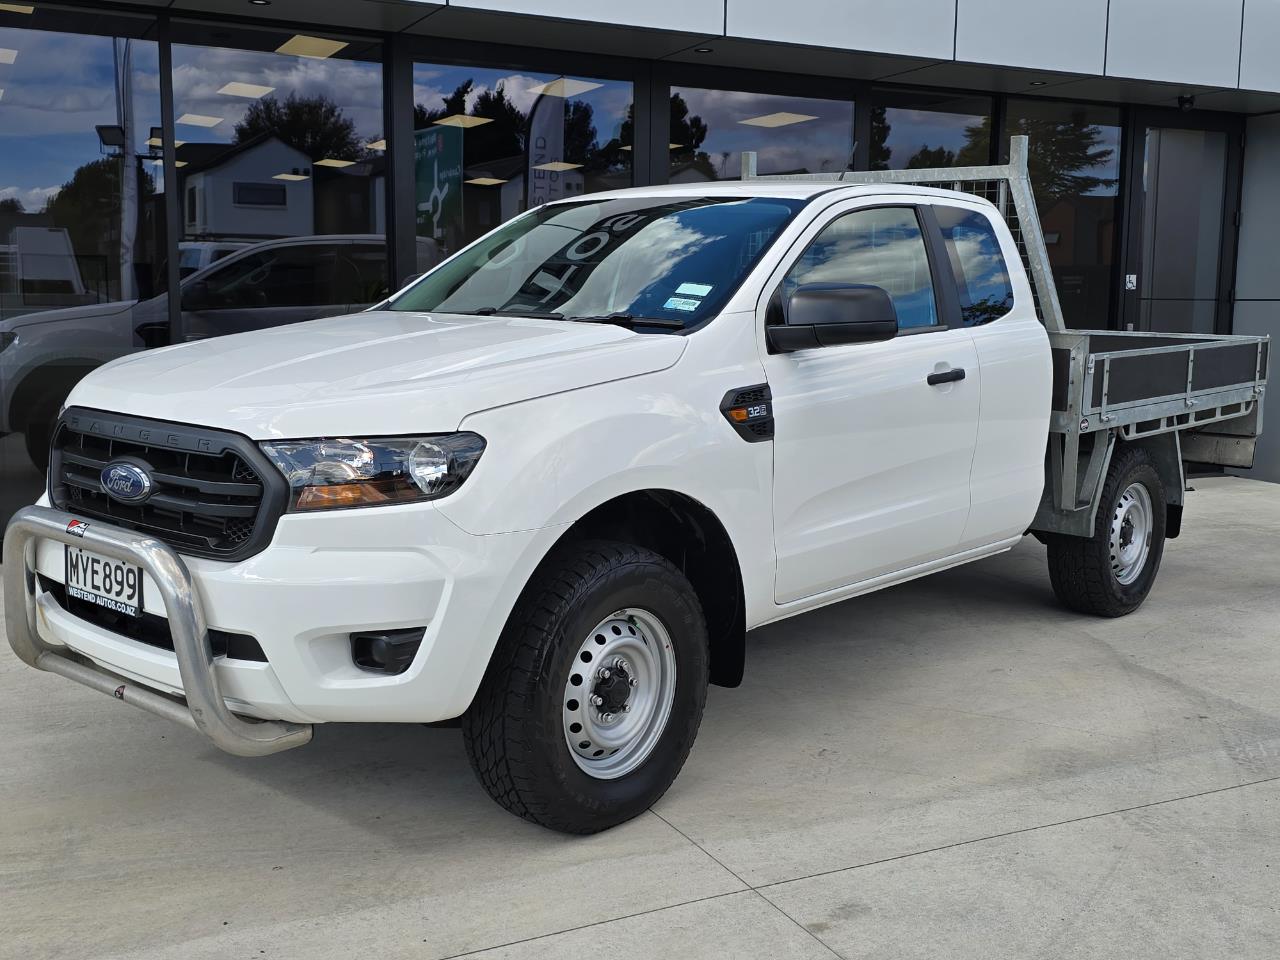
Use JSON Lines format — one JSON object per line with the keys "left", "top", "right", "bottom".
{"left": 169, "top": 23, "right": 386, "bottom": 342}
{"left": 669, "top": 86, "right": 854, "bottom": 180}
{"left": 870, "top": 90, "right": 993, "bottom": 170}
{"left": 1006, "top": 98, "right": 1122, "bottom": 329}
{"left": 0, "top": 0, "right": 1255, "bottom": 531}
{"left": 0, "top": 9, "right": 167, "bottom": 526}
{"left": 412, "top": 63, "right": 632, "bottom": 255}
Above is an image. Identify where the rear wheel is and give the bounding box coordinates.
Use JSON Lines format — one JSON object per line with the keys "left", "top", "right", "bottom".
{"left": 1046, "top": 445, "right": 1167, "bottom": 617}
{"left": 463, "top": 540, "right": 708, "bottom": 834}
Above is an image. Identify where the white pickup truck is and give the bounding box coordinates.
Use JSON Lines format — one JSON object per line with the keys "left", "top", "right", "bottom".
{"left": 4, "top": 139, "right": 1269, "bottom": 833}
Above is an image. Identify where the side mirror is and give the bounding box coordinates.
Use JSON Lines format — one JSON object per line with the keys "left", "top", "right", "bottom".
{"left": 767, "top": 283, "right": 898, "bottom": 353}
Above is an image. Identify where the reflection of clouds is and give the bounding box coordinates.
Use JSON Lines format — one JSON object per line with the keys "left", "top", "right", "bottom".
{"left": 789, "top": 213, "right": 937, "bottom": 325}
{"left": 171, "top": 45, "right": 384, "bottom": 142}
{"left": 949, "top": 233, "right": 1009, "bottom": 293}
{"left": 0, "top": 28, "right": 163, "bottom": 203}
{"left": 562, "top": 217, "right": 717, "bottom": 315}
{"left": 0, "top": 184, "right": 59, "bottom": 211}
{"left": 414, "top": 65, "right": 633, "bottom": 142}
{"left": 0, "top": 28, "right": 161, "bottom": 135}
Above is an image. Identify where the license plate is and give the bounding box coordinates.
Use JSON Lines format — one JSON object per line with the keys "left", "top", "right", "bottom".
{"left": 64, "top": 546, "right": 144, "bottom": 619}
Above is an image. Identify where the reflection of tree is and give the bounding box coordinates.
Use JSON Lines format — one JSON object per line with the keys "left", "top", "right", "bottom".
{"left": 44, "top": 156, "right": 156, "bottom": 297}
{"left": 870, "top": 106, "right": 891, "bottom": 169}
{"left": 668, "top": 93, "right": 715, "bottom": 178}
{"left": 871, "top": 110, "right": 990, "bottom": 170}
{"left": 415, "top": 78, "right": 629, "bottom": 176}
{"left": 960, "top": 295, "right": 1014, "bottom": 326}
{"left": 1010, "top": 115, "right": 1117, "bottom": 202}
{"left": 234, "top": 93, "right": 363, "bottom": 161}
{"left": 871, "top": 109, "right": 1115, "bottom": 204}
{"left": 0, "top": 198, "right": 23, "bottom": 214}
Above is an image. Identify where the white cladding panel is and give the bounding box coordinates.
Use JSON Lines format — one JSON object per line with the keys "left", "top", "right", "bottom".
{"left": 725, "top": 0, "right": 957, "bottom": 60}
{"left": 1105, "top": 0, "right": 1244, "bottom": 87}
{"left": 955, "top": 0, "right": 1107, "bottom": 75}
{"left": 447, "top": 0, "right": 725, "bottom": 35}
{"left": 1236, "top": 113, "right": 1280, "bottom": 301}
{"left": 1239, "top": 0, "right": 1280, "bottom": 92}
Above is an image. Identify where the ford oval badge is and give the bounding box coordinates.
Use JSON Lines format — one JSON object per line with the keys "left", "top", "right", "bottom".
{"left": 100, "top": 461, "right": 153, "bottom": 503}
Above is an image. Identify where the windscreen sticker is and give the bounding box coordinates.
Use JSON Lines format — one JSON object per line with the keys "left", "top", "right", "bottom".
{"left": 663, "top": 296, "right": 702, "bottom": 312}
{"left": 676, "top": 282, "right": 714, "bottom": 297}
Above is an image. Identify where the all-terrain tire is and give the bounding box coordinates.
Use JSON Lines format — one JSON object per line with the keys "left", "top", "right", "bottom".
{"left": 1046, "top": 444, "right": 1167, "bottom": 617}
{"left": 462, "top": 539, "right": 709, "bottom": 834}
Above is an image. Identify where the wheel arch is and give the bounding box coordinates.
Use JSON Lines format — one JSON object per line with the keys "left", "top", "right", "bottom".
{"left": 534, "top": 488, "right": 747, "bottom": 689}
{"left": 10, "top": 358, "right": 102, "bottom": 432}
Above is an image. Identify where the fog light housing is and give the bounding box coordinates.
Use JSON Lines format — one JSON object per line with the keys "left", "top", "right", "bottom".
{"left": 351, "top": 627, "right": 426, "bottom": 675}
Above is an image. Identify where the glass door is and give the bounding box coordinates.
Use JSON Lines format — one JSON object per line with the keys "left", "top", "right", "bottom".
{"left": 1121, "top": 110, "right": 1242, "bottom": 334}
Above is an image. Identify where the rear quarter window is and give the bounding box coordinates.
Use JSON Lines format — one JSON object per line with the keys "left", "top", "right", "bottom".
{"left": 934, "top": 206, "right": 1014, "bottom": 326}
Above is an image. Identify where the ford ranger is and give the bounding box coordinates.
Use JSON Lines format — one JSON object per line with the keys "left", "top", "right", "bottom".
{"left": 4, "top": 138, "right": 1268, "bottom": 833}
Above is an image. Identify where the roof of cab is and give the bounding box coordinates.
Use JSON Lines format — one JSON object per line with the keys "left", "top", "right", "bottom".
{"left": 565, "top": 179, "right": 996, "bottom": 206}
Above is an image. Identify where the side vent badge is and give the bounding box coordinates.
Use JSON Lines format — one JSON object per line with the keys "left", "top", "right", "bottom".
{"left": 720, "top": 384, "right": 774, "bottom": 443}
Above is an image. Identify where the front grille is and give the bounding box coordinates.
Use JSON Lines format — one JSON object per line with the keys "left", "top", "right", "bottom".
{"left": 38, "top": 575, "right": 267, "bottom": 662}
{"left": 50, "top": 408, "right": 288, "bottom": 561}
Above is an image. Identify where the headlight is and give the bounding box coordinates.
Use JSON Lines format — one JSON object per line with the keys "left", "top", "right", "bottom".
{"left": 260, "top": 434, "right": 485, "bottom": 511}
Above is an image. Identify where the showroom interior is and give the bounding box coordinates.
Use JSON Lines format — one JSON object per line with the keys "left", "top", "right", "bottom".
{"left": 1, "top": 0, "right": 1276, "bottom": 533}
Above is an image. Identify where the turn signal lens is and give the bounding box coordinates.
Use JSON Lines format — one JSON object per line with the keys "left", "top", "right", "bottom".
{"left": 261, "top": 434, "right": 486, "bottom": 512}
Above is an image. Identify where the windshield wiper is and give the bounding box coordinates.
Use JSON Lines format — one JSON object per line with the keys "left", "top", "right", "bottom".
{"left": 567, "top": 313, "right": 685, "bottom": 330}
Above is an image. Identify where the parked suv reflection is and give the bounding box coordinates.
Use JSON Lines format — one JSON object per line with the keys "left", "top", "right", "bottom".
{"left": 0, "top": 234, "right": 438, "bottom": 471}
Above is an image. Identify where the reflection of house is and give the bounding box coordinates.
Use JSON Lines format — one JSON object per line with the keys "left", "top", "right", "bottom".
{"left": 177, "top": 135, "right": 386, "bottom": 241}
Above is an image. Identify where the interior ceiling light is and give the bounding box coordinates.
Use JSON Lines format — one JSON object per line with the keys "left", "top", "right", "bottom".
{"left": 249, "top": 0, "right": 272, "bottom": 5}
{"left": 739, "top": 112, "right": 819, "bottom": 128}
{"left": 527, "top": 77, "right": 602, "bottom": 98}
{"left": 433, "top": 114, "right": 493, "bottom": 128}
{"left": 176, "top": 113, "right": 223, "bottom": 128}
{"left": 465, "top": 176, "right": 507, "bottom": 186}
{"left": 218, "top": 81, "right": 275, "bottom": 99}
{"left": 1029, "top": 80, "right": 1048, "bottom": 86}
{"left": 146, "top": 137, "right": 187, "bottom": 148}
{"left": 694, "top": 47, "right": 713, "bottom": 53}
{"left": 0, "top": 4, "right": 36, "bottom": 13}
{"left": 273, "top": 172, "right": 309, "bottom": 181}
{"left": 366, "top": 139, "right": 387, "bottom": 151}
{"left": 0, "top": 48, "right": 18, "bottom": 65}
{"left": 275, "top": 35, "right": 349, "bottom": 59}
{"left": 175, "top": 160, "right": 188, "bottom": 167}
{"left": 533, "top": 161, "right": 582, "bottom": 172}
{"left": 315, "top": 158, "right": 356, "bottom": 168}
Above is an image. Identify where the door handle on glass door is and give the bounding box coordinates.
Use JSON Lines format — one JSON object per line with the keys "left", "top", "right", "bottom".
{"left": 926, "top": 368, "right": 966, "bottom": 386}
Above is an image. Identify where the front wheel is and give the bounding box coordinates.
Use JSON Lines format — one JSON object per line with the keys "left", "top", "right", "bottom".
{"left": 463, "top": 540, "right": 708, "bottom": 834}
{"left": 1046, "top": 445, "right": 1167, "bottom": 617}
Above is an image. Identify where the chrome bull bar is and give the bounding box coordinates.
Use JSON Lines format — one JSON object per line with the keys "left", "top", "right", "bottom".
{"left": 3, "top": 505, "right": 312, "bottom": 757}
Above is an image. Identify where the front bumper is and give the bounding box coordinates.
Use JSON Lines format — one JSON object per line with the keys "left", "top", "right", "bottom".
{"left": 6, "top": 497, "right": 557, "bottom": 748}
{"left": 4, "top": 505, "right": 312, "bottom": 756}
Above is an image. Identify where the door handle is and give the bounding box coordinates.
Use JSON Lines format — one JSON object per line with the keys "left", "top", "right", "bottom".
{"left": 927, "top": 368, "right": 966, "bottom": 386}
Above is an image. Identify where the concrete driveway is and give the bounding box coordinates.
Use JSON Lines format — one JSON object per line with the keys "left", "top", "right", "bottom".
{"left": 2, "top": 476, "right": 1278, "bottom": 959}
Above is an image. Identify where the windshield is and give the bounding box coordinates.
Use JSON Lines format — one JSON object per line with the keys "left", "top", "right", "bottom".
{"left": 388, "top": 195, "right": 808, "bottom": 331}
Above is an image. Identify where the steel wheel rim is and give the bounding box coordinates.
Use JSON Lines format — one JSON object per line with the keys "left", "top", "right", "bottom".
{"left": 1110, "top": 481, "right": 1153, "bottom": 586}
{"left": 562, "top": 607, "right": 677, "bottom": 780}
